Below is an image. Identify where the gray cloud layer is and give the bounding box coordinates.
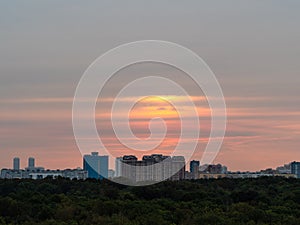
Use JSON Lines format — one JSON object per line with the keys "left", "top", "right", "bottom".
{"left": 0, "top": 0, "right": 299, "bottom": 170}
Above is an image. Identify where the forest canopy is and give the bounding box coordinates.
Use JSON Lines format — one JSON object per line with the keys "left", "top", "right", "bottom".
{"left": 0, "top": 177, "right": 300, "bottom": 225}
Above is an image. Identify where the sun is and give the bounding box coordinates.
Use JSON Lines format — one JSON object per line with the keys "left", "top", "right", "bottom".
{"left": 129, "top": 96, "right": 180, "bottom": 119}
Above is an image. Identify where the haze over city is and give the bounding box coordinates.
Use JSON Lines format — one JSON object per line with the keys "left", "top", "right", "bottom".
{"left": 1, "top": 1, "right": 300, "bottom": 172}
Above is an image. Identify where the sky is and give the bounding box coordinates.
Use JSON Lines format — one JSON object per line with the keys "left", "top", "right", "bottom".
{"left": 0, "top": 0, "right": 300, "bottom": 171}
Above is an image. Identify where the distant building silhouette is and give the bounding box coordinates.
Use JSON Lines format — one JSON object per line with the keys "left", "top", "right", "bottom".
{"left": 190, "top": 160, "right": 200, "bottom": 173}
{"left": 171, "top": 156, "right": 186, "bottom": 180}
{"left": 13, "top": 157, "right": 20, "bottom": 171}
{"left": 25, "top": 157, "right": 44, "bottom": 171}
{"left": 2, "top": 156, "right": 299, "bottom": 181}
{"left": 276, "top": 163, "right": 291, "bottom": 174}
{"left": 116, "top": 154, "right": 185, "bottom": 182}
{"left": 190, "top": 160, "right": 200, "bottom": 179}
{"left": 28, "top": 157, "right": 35, "bottom": 169}
{"left": 2, "top": 157, "right": 86, "bottom": 179}
{"left": 199, "top": 164, "right": 227, "bottom": 174}
{"left": 291, "top": 161, "right": 300, "bottom": 178}
{"left": 115, "top": 157, "right": 122, "bottom": 177}
{"left": 83, "top": 152, "right": 108, "bottom": 179}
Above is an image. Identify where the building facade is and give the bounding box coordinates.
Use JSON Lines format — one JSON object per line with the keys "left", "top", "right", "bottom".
{"left": 28, "top": 157, "right": 35, "bottom": 169}
{"left": 83, "top": 152, "right": 108, "bottom": 179}
{"left": 291, "top": 161, "right": 300, "bottom": 178}
{"left": 115, "top": 157, "right": 123, "bottom": 178}
{"left": 118, "top": 154, "right": 185, "bottom": 183}
{"left": 13, "top": 157, "right": 20, "bottom": 171}
{"left": 1, "top": 168, "right": 87, "bottom": 180}
{"left": 190, "top": 160, "right": 200, "bottom": 179}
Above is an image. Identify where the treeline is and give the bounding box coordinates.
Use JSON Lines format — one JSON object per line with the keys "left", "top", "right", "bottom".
{"left": 1, "top": 177, "right": 300, "bottom": 225}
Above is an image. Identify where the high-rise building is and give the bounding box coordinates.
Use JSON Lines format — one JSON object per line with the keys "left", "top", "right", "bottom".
{"left": 115, "top": 157, "right": 123, "bottom": 177}
{"left": 190, "top": 160, "right": 200, "bottom": 179}
{"left": 171, "top": 156, "right": 186, "bottom": 181}
{"left": 13, "top": 157, "right": 20, "bottom": 170}
{"left": 28, "top": 157, "right": 35, "bottom": 169}
{"left": 190, "top": 160, "right": 200, "bottom": 173}
{"left": 291, "top": 161, "right": 300, "bottom": 178}
{"left": 119, "top": 154, "right": 185, "bottom": 182}
{"left": 83, "top": 152, "right": 108, "bottom": 179}
{"left": 120, "top": 155, "right": 138, "bottom": 182}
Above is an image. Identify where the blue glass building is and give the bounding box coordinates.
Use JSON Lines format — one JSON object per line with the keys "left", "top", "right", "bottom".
{"left": 83, "top": 152, "right": 108, "bottom": 179}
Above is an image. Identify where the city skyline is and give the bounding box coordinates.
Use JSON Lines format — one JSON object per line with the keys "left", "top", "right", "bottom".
{"left": 2, "top": 153, "right": 300, "bottom": 183}
{"left": 2, "top": 154, "right": 299, "bottom": 174}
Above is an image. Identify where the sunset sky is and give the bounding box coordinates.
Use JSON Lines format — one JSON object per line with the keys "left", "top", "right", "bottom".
{"left": 1, "top": 1, "right": 300, "bottom": 171}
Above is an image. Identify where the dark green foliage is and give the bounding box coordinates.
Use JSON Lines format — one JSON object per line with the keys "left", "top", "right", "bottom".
{"left": 0, "top": 177, "right": 299, "bottom": 224}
